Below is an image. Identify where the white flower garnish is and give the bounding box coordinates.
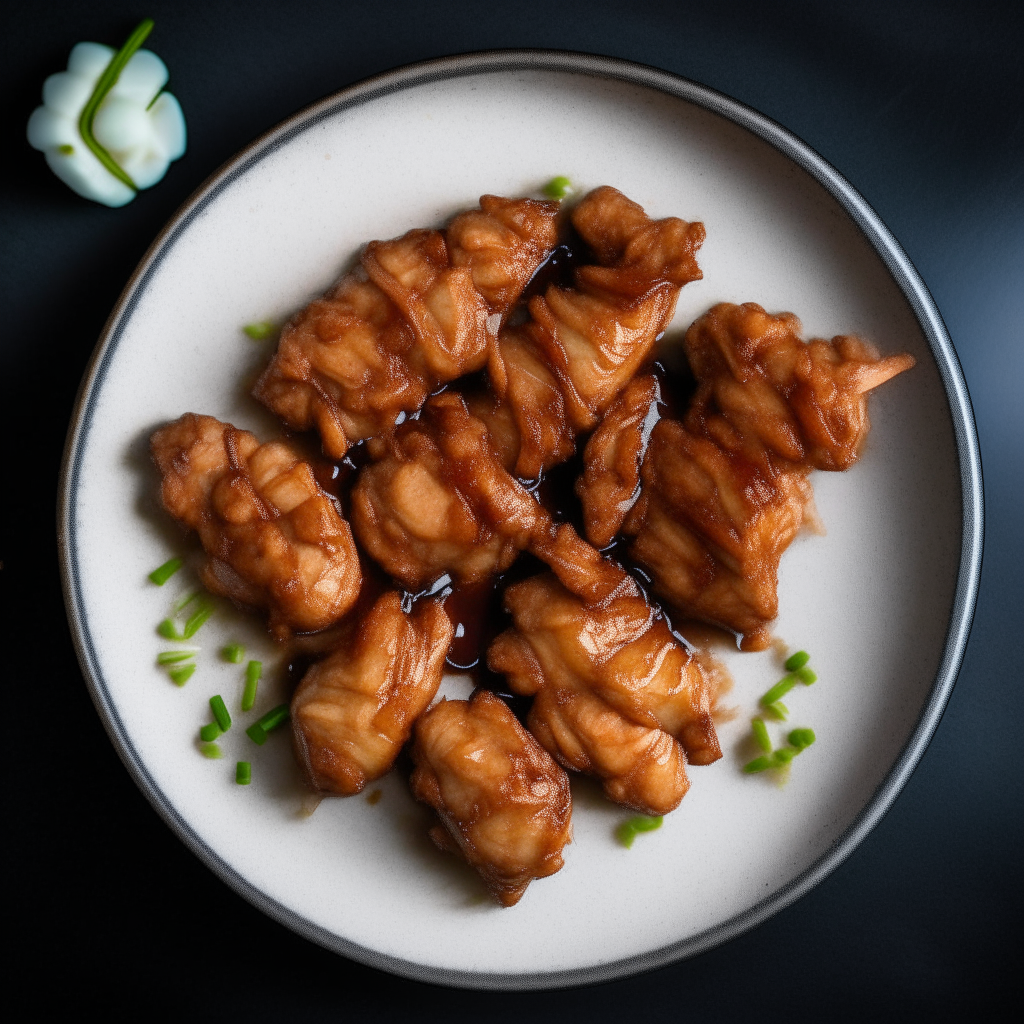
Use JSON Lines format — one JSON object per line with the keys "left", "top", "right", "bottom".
{"left": 26, "top": 24, "right": 186, "bottom": 208}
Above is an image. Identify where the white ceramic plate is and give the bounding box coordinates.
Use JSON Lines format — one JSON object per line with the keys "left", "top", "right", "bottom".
{"left": 59, "top": 53, "right": 981, "bottom": 989}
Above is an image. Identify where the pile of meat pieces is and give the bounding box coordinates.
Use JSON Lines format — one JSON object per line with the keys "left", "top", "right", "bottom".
{"left": 150, "top": 186, "right": 913, "bottom": 906}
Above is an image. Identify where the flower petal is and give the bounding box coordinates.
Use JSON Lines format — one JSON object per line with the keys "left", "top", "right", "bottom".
{"left": 110, "top": 49, "right": 169, "bottom": 104}
{"left": 94, "top": 95, "right": 151, "bottom": 152}
{"left": 67, "top": 42, "right": 115, "bottom": 81}
{"left": 27, "top": 106, "right": 77, "bottom": 151}
{"left": 42, "top": 71, "right": 93, "bottom": 118}
{"left": 148, "top": 92, "right": 187, "bottom": 160}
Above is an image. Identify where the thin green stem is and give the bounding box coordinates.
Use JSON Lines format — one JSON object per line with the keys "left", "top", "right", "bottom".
{"left": 77, "top": 19, "right": 155, "bottom": 190}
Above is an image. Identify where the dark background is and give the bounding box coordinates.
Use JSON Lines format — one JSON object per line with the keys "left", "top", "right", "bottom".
{"left": 3, "top": 1, "right": 1021, "bottom": 1018}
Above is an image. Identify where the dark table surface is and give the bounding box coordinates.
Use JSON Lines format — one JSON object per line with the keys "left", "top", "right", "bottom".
{"left": 3, "top": 1, "right": 1021, "bottom": 1018}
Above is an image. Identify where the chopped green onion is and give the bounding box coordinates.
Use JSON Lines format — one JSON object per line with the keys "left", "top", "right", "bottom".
{"left": 751, "top": 717, "right": 772, "bottom": 753}
{"left": 616, "top": 814, "right": 663, "bottom": 848}
{"left": 242, "top": 660, "right": 262, "bottom": 712}
{"left": 245, "top": 723, "right": 267, "bottom": 746}
{"left": 210, "top": 695, "right": 231, "bottom": 732}
{"left": 172, "top": 590, "right": 201, "bottom": 614}
{"left": 148, "top": 557, "right": 183, "bottom": 585}
{"left": 157, "top": 619, "right": 185, "bottom": 641}
{"left": 156, "top": 650, "right": 194, "bottom": 665}
{"left": 784, "top": 650, "right": 810, "bottom": 671}
{"left": 764, "top": 701, "right": 789, "bottom": 721}
{"left": 236, "top": 761, "right": 252, "bottom": 785}
{"left": 77, "top": 19, "right": 154, "bottom": 191}
{"left": 182, "top": 600, "right": 214, "bottom": 639}
{"left": 760, "top": 675, "right": 797, "bottom": 706}
{"left": 788, "top": 727, "right": 816, "bottom": 751}
{"left": 243, "top": 321, "right": 276, "bottom": 340}
{"left": 795, "top": 666, "right": 818, "bottom": 685}
{"left": 199, "top": 742, "right": 223, "bottom": 759}
{"left": 543, "top": 176, "right": 573, "bottom": 200}
{"left": 168, "top": 664, "right": 195, "bottom": 686}
{"left": 246, "top": 703, "right": 290, "bottom": 745}
{"left": 772, "top": 747, "right": 795, "bottom": 766}
{"left": 222, "top": 643, "right": 245, "bottom": 664}
{"left": 743, "top": 754, "right": 775, "bottom": 773}
{"left": 199, "top": 722, "right": 222, "bottom": 742}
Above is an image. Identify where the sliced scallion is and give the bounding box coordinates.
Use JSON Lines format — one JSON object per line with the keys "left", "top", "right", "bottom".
{"left": 156, "top": 650, "right": 194, "bottom": 665}
{"left": 795, "top": 666, "right": 818, "bottom": 685}
{"left": 199, "top": 722, "right": 222, "bottom": 743}
{"left": 784, "top": 650, "right": 810, "bottom": 672}
{"left": 743, "top": 754, "right": 775, "bottom": 773}
{"left": 772, "top": 748, "right": 795, "bottom": 767}
{"left": 222, "top": 643, "right": 245, "bottom": 664}
{"left": 157, "top": 619, "right": 185, "bottom": 641}
{"left": 148, "top": 557, "right": 183, "bottom": 586}
{"left": 751, "top": 717, "right": 772, "bottom": 753}
{"left": 209, "top": 695, "right": 231, "bottom": 732}
{"left": 760, "top": 675, "right": 796, "bottom": 706}
{"left": 236, "top": 761, "right": 252, "bottom": 785}
{"left": 168, "top": 664, "right": 195, "bottom": 686}
{"left": 764, "top": 701, "right": 789, "bottom": 721}
{"left": 788, "top": 728, "right": 816, "bottom": 751}
{"left": 243, "top": 321, "right": 276, "bottom": 340}
{"left": 182, "top": 600, "right": 214, "bottom": 639}
{"left": 242, "top": 660, "right": 262, "bottom": 712}
{"left": 616, "top": 814, "right": 663, "bottom": 848}
{"left": 199, "top": 742, "right": 223, "bottom": 759}
{"left": 543, "top": 176, "right": 573, "bottom": 200}
{"left": 246, "top": 703, "right": 290, "bottom": 745}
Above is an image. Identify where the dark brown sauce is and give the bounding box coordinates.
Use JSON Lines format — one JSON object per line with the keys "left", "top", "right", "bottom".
{"left": 286, "top": 223, "right": 716, "bottom": 711}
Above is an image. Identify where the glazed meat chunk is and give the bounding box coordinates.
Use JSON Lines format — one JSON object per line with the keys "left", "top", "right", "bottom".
{"left": 291, "top": 591, "right": 452, "bottom": 795}
{"left": 150, "top": 413, "right": 361, "bottom": 637}
{"left": 351, "top": 392, "right": 549, "bottom": 591}
{"left": 684, "top": 302, "right": 916, "bottom": 471}
{"left": 489, "top": 526, "right": 720, "bottom": 813}
{"left": 254, "top": 196, "right": 559, "bottom": 458}
{"left": 410, "top": 690, "right": 573, "bottom": 907}
{"left": 485, "top": 186, "right": 705, "bottom": 478}
{"left": 576, "top": 373, "right": 661, "bottom": 548}
{"left": 623, "top": 420, "right": 812, "bottom": 650}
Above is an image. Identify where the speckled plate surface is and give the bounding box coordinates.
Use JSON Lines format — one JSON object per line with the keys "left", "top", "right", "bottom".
{"left": 58, "top": 52, "right": 981, "bottom": 989}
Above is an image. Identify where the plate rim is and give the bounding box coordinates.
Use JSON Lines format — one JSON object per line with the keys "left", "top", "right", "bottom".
{"left": 57, "top": 48, "right": 984, "bottom": 991}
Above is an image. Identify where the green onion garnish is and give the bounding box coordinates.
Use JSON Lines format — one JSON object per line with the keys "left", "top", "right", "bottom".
{"left": 209, "top": 695, "right": 231, "bottom": 732}
{"left": 199, "top": 742, "right": 223, "bottom": 759}
{"left": 157, "top": 619, "right": 185, "bottom": 641}
{"left": 764, "top": 701, "right": 788, "bottom": 721}
{"left": 236, "top": 761, "right": 252, "bottom": 785}
{"left": 795, "top": 666, "right": 818, "bottom": 685}
{"left": 246, "top": 703, "right": 290, "bottom": 745}
{"left": 751, "top": 717, "right": 772, "bottom": 753}
{"left": 788, "top": 728, "right": 816, "bottom": 751}
{"left": 148, "top": 557, "right": 183, "bottom": 586}
{"left": 760, "top": 675, "right": 797, "bottom": 706}
{"left": 543, "top": 176, "right": 573, "bottom": 200}
{"left": 242, "top": 660, "right": 262, "bottom": 712}
{"left": 156, "top": 650, "right": 194, "bottom": 665}
{"left": 77, "top": 19, "right": 155, "bottom": 191}
{"left": 199, "top": 722, "right": 222, "bottom": 742}
{"left": 743, "top": 754, "right": 775, "bottom": 773}
{"left": 784, "top": 650, "right": 810, "bottom": 672}
{"left": 182, "top": 600, "right": 214, "bottom": 639}
{"left": 243, "top": 321, "right": 276, "bottom": 340}
{"left": 168, "top": 664, "right": 195, "bottom": 686}
{"left": 222, "top": 643, "right": 245, "bottom": 664}
{"left": 616, "top": 814, "right": 663, "bottom": 848}
{"left": 772, "top": 748, "right": 795, "bottom": 766}
{"left": 172, "top": 590, "right": 201, "bottom": 614}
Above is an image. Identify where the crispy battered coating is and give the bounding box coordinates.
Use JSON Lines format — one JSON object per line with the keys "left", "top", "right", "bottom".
{"left": 486, "top": 186, "right": 705, "bottom": 478}
{"left": 150, "top": 413, "right": 361, "bottom": 637}
{"left": 350, "top": 392, "right": 548, "bottom": 590}
{"left": 291, "top": 591, "right": 453, "bottom": 795}
{"left": 624, "top": 420, "right": 813, "bottom": 649}
{"left": 254, "top": 196, "right": 559, "bottom": 457}
{"left": 622, "top": 302, "right": 915, "bottom": 647}
{"left": 684, "top": 302, "right": 916, "bottom": 471}
{"left": 410, "top": 691, "right": 573, "bottom": 907}
{"left": 576, "top": 373, "right": 661, "bottom": 548}
{"left": 489, "top": 525, "right": 720, "bottom": 813}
